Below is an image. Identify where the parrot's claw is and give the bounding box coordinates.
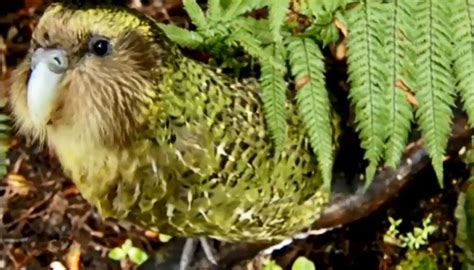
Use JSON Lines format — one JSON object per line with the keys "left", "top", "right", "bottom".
{"left": 200, "top": 237, "right": 218, "bottom": 265}
{"left": 179, "top": 238, "right": 197, "bottom": 270}
{"left": 179, "top": 237, "right": 218, "bottom": 270}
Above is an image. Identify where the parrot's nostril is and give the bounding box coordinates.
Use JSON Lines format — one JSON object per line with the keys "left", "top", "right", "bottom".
{"left": 51, "top": 52, "right": 68, "bottom": 69}
{"left": 31, "top": 48, "right": 68, "bottom": 73}
{"left": 53, "top": 56, "right": 62, "bottom": 66}
{"left": 47, "top": 50, "right": 68, "bottom": 73}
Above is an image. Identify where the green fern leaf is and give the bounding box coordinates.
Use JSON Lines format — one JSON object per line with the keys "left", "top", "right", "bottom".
{"left": 222, "top": 0, "right": 243, "bottom": 18}
{"left": 157, "top": 23, "right": 204, "bottom": 49}
{"left": 226, "top": 26, "right": 281, "bottom": 69}
{"left": 237, "top": 0, "right": 269, "bottom": 15}
{"left": 346, "top": 2, "right": 389, "bottom": 187}
{"left": 260, "top": 43, "right": 288, "bottom": 151}
{"left": 219, "top": 0, "right": 232, "bottom": 9}
{"left": 222, "top": 0, "right": 268, "bottom": 19}
{"left": 305, "top": 0, "right": 347, "bottom": 46}
{"left": 183, "top": 0, "right": 208, "bottom": 30}
{"left": 225, "top": 28, "right": 264, "bottom": 58}
{"left": 383, "top": 0, "right": 416, "bottom": 168}
{"left": 287, "top": 36, "right": 333, "bottom": 191}
{"left": 305, "top": 0, "right": 347, "bottom": 17}
{"left": 452, "top": 0, "right": 474, "bottom": 127}
{"left": 237, "top": 18, "right": 273, "bottom": 44}
{"left": 207, "top": 0, "right": 222, "bottom": 20}
{"left": 268, "top": 0, "right": 291, "bottom": 42}
{"left": 203, "top": 23, "right": 232, "bottom": 44}
{"left": 414, "top": 0, "right": 455, "bottom": 186}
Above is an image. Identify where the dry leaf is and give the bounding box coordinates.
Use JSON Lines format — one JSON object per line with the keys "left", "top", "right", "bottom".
{"left": 66, "top": 241, "right": 82, "bottom": 270}
{"left": 395, "top": 79, "right": 418, "bottom": 106}
{"left": 334, "top": 17, "right": 348, "bottom": 37}
{"left": 332, "top": 38, "right": 347, "bottom": 60}
{"left": 144, "top": 230, "right": 159, "bottom": 239}
{"left": 295, "top": 75, "right": 311, "bottom": 91}
{"left": 6, "top": 174, "right": 31, "bottom": 196}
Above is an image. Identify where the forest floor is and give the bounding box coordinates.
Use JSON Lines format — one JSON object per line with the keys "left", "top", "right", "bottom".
{"left": 0, "top": 1, "right": 471, "bottom": 269}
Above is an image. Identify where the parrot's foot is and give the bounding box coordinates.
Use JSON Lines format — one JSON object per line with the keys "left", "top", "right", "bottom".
{"left": 179, "top": 237, "right": 218, "bottom": 270}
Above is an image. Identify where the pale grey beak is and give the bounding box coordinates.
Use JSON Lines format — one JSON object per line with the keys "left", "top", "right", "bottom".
{"left": 27, "top": 48, "right": 68, "bottom": 126}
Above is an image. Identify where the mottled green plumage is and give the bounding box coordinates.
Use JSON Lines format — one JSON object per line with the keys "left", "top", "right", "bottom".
{"left": 10, "top": 3, "right": 329, "bottom": 243}
{"left": 81, "top": 49, "right": 328, "bottom": 242}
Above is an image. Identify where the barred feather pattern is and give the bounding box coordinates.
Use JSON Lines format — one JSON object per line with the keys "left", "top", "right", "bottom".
{"left": 72, "top": 49, "right": 329, "bottom": 242}
{"left": 414, "top": 0, "right": 455, "bottom": 185}
{"left": 8, "top": 2, "right": 330, "bottom": 243}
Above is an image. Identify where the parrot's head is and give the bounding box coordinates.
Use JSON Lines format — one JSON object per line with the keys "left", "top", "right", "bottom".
{"left": 9, "top": 2, "right": 170, "bottom": 148}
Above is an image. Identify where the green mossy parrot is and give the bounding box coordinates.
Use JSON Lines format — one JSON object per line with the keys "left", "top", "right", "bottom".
{"left": 9, "top": 1, "right": 329, "bottom": 244}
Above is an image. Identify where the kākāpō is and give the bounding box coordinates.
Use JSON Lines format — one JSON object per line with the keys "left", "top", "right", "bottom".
{"left": 8, "top": 1, "right": 330, "bottom": 268}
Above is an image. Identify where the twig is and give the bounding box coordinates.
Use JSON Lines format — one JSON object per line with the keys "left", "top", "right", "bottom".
{"left": 5, "top": 193, "right": 53, "bottom": 230}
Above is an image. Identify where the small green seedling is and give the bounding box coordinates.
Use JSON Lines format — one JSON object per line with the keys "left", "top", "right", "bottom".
{"left": 262, "top": 259, "right": 283, "bottom": 270}
{"left": 383, "top": 214, "right": 437, "bottom": 250}
{"left": 108, "top": 239, "right": 149, "bottom": 266}
{"left": 401, "top": 214, "right": 437, "bottom": 250}
{"left": 384, "top": 216, "right": 404, "bottom": 246}
{"left": 292, "top": 256, "right": 316, "bottom": 270}
{"left": 158, "top": 233, "right": 173, "bottom": 243}
{"left": 262, "top": 256, "right": 316, "bottom": 270}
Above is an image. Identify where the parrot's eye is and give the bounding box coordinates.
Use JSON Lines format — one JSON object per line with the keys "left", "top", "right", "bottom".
{"left": 89, "top": 36, "right": 111, "bottom": 57}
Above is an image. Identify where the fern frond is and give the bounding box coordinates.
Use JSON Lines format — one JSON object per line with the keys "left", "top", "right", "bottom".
{"left": 157, "top": 23, "right": 204, "bottom": 49}
{"left": 207, "top": 0, "right": 222, "bottom": 20}
{"left": 222, "top": 0, "right": 268, "bottom": 19}
{"left": 305, "top": 0, "right": 348, "bottom": 16}
{"left": 226, "top": 26, "right": 281, "bottom": 69}
{"left": 303, "top": 0, "right": 348, "bottom": 46}
{"left": 307, "top": 19, "right": 341, "bottom": 47}
{"left": 383, "top": 0, "right": 416, "bottom": 168}
{"left": 287, "top": 36, "right": 333, "bottom": 191}
{"left": 225, "top": 28, "right": 265, "bottom": 59}
{"left": 304, "top": 9, "right": 340, "bottom": 47}
{"left": 221, "top": 0, "right": 243, "bottom": 18}
{"left": 268, "top": 0, "right": 291, "bottom": 42}
{"left": 260, "top": 43, "right": 288, "bottom": 152}
{"left": 452, "top": 0, "right": 474, "bottom": 127}
{"left": 345, "top": 2, "right": 389, "bottom": 187}
{"left": 236, "top": 17, "right": 273, "bottom": 44}
{"left": 235, "top": 0, "right": 269, "bottom": 15}
{"left": 414, "top": 0, "right": 455, "bottom": 186}
{"left": 183, "top": 0, "right": 208, "bottom": 31}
